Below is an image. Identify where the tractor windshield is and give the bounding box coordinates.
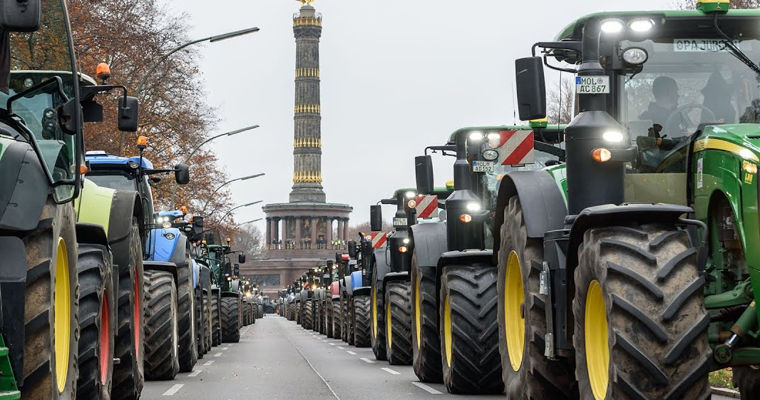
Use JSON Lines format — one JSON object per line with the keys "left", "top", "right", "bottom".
{"left": 0, "top": 0, "right": 78, "bottom": 201}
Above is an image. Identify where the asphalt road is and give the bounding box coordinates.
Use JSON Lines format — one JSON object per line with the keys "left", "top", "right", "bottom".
{"left": 142, "top": 315, "right": 739, "bottom": 400}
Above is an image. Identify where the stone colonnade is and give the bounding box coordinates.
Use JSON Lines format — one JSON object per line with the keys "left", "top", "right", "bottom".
{"left": 265, "top": 216, "right": 349, "bottom": 250}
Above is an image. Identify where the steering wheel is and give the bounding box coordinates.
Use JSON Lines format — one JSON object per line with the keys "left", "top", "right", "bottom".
{"left": 663, "top": 103, "right": 717, "bottom": 136}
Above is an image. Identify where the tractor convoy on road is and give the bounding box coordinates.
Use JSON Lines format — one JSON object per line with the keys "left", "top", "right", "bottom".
{"left": 4, "top": 0, "right": 760, "bottom": 399}
{"left": 279, "top": 2, "right": 760, "bottom": 399}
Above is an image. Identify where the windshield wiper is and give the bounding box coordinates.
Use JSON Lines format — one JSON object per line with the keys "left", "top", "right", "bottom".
{"left": 714, "top": 14, "right": 760, "bottom": 76}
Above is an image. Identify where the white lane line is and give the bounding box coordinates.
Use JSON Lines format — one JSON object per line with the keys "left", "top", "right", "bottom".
{"left": 412, "top": 382, "right": 442, "bottom": 395}
{"left": 203, "top": 360, "right": 214, "bottom": 366}
{"left": 188, "top": 369, "right": 202, "bottom": 377}
{"left": 360, "top": 357, "right": 375, "bottom": 364}
{"left": 214, "top": 352, "right": 223, "bottom": 357}
{"left": 346, "top": 350, "right": 357, "bottom": 355}
{"left": 329, "top": 343, "right": 335, "bottom": 346}
{"left": 337, "top": 346, "right": 345, "bottom": 350}
{"left": 381, "top": 367, "right": 400, "bottom": 375}
{"left": 222, "top": 347, "right": 230, "bottom": 350}
{"left": 162, "top": 384, "right": 184, "bottom": 396}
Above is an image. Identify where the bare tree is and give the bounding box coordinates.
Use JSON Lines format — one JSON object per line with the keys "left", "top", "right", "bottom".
{"left": 547, "top": 76, "right": 574, "bottom": 124}
{"left": 233, "top": 225, "right": 264, "bottom": 258}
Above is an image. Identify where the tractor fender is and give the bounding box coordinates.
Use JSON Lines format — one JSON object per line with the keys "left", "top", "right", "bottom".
{"left": 494, "top": 170, "right": 567, "bottom": 249}
{"left": 382, "top": 271, "right": 409, "bottom": 287}
{"left": 330, "top": 281, "right": 339, "bottom": 297}
{"left": 372, "top": 248, "right": 390, "bottom": 293}
{"left": 221, "top": 291, "right": 240, "bottom": 299}
{"left": 107, "top": 189, "right": 144, "bottom": 244}
{"left": 75, "top": 222, "right": 109, "bottom": 248}
{"left": 0, "top": 236, "right": 26, "bottom": 283}
{"left": 344, "top": 275, "right": 353, "bottom": 296}
{"left": 192, "top": 259, "right": 200, "bottom": 289}
{"left": 0, "top": 141, "right": 47, "bottom": 231}
{"left": 353, "top": 286, "right": 371, "bottom": 297}
{"left": 437, "top": 250, "right": 494, "bottom": 269}
{"left": 409, "top": 222, "right": 447, "bottom": 269}
{"left": 566, "top": 203, "right": 693, "bottom": 272}
{"left": 143, "top": 261, "right": 179, "bottom": 286}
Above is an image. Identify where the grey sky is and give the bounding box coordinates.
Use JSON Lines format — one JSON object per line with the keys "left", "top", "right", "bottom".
{"left": 165, "top": 0, "right": 673, "bottom": 230}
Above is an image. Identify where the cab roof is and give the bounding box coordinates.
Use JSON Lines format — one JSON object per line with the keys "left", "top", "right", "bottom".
{"left": 86, "top": 152, "right": 154, "bottom": 170}
{"left": 556, "top": 9, "right": 760, "bottom": 41}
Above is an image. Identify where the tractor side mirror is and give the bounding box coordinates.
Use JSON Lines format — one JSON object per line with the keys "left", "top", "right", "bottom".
{"left": 238, "top": 253, "right": 246, "bottom": 264}
{"left": 415, "top": 155, "right": 434, "bottom": 195}
{"left": 0, "top": 0, "right": 40, "bottom": 31}
{"left": 515, "top": 57, "right": 546, "bottom": 121}
{"left": 370, "top": 205, "right": 382, "bottom": 232}
{"left": 175, "top": 163, "right": 190, "bottom": 185}
{"left": 117, "top": 96, "right": 139, "bottom": 132}
{"left": 193, "top": 216, "right": 204, "bottom": 228}
{"left": 348, "top": 241, "right": 358, "bottom": 258}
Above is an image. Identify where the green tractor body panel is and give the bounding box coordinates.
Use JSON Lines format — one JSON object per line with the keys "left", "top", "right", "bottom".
{"left": 543, "top": 164, "right": 567, "bottom": 206}
{"left": 0, "top": 336, "right": 20, "bottom": 400}
{"left": 75, "top": 178, "right": 116, "bottom": 234}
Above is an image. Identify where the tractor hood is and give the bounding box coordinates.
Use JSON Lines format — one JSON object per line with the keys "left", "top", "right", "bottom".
{"left": 699, "top": 123, "right": 760, "bottom": 161}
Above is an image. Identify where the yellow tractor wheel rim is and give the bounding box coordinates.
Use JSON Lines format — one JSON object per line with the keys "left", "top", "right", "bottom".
{"left": 372, "top": 287, "right": 378, "bottom": 339}
{"left": 54, "top": 238, "right": 71, "bottom": 393}
{"left": 386, "top": 301, "right": 392, "bottom": 349}
{"left": 505, "top": 250, "right": 525, "bottom": 371}
{"left": 585, "top": 280, "right": 610, "bottom": 400}
{"left": 443, "top": 295, "right": 452, "bottom": 367}
{"left": 414, "top": 279, "right": 422, "bottom": 349}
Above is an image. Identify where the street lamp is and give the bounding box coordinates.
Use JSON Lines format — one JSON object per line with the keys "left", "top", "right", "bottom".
{"left": 219, "top": 201, "right": 263, "bottom": 223}
{"left": 170, "top": 125, "right": 260, "bottom": 206}
{"left": 136, "top": 27, "right": 260, "bottom": 95}
{"left": 200, "top": 173, "right": 265, "bottom": 214}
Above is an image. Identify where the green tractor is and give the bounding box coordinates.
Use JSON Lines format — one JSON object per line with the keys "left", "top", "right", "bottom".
{"left": 0, "top": 1, "right": 145, "bottom": 398}
{"left": 410, "top": 122, "right": 564, "bottom": 393}
{"left": 487, "top": 3, "right": 760, "bottom": 399}
{"left": 199, "top": 232, "right": 245, "bottom": 344}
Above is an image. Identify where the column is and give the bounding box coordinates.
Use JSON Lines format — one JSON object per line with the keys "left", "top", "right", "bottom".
{"left": 265, "top": 218, "right": 271, "bottom": 250}
{"left": 327, "top": 218, "right": 333, "bottom": 246}
{"left": 295, "top": 217, "right": 303, "bottom": 249}
{"left": 273, "top": 218, "right": 280, "bottom": 249}
{"left": 311, "top": 217, "right": 318, "bottom": 249}
{"left": 343, "top": 218, "right": 349, "bottom": 242}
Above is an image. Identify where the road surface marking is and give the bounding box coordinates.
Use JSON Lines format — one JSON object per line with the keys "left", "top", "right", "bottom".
{"left": 222, "top": 347, "right": 230, "bottom": 350}
{"left": 162, "top": 384, "right": 184, "bottom": 396}
{"left": 382, "top": 367, "right": 400, "bottom": 375}
{"left": 360, "top": 357, "right": 375, "bottom": 364}
{"left": 347, "top": 351, "right": 357, "bottom": 355}
{"left": 203, "top": 360, "right": 214, "bottom": 366}
{"left": 188, "top": 369, "right": 202, "bottom": 377}
{"left": 337, "top": 346, "right": 345, "bottom": 350}
{"left": 329, "top": 343, "right": 335, "bottom": 346}
{"left": 214, "top": 352, "right": 223, "bottom": 357}
{"left": 412, "top": 382, "right": 442, "bottom": 395}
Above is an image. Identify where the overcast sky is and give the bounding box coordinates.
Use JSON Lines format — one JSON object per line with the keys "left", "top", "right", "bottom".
{"left": 165, "top": 0, "right": 674, "bottom": 230}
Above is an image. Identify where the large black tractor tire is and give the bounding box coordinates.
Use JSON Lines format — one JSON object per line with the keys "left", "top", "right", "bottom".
{"left": 332, "top": 300, "right": 342, "bottom": 340}
{"left": 202, "top": 289, "right": 212, "bottom": 352}
{"left": 314, "top": 300, "right": 321, "bottom": 333}
{"left": 353, "top": 295, "right": 372, "bottom": 347}
{"left": 302, "top": 300, "right": 314, "bottom": 330}
{"left": 289, "top": 304, "right": 296, "bottom": 321}
{"left": 439, "top": 265, "right": 503, "bottom": 394}
{"left": 371, "top": 281, "right": 387, "bottom": 361}
{"left": 733, "top": 366, "right": 760, "bottom": 399}
{"left": 385, "top": 281, "right": 413, "bottom": 365}
{"left": 111, "top": 218, "right": 144, "bottom": 400}
{"left": 221, "top": 297, "right": 240, "bottom": 343}
{"left": 411, "top": 253, "right": 442, "bottom": 383}
{"left": 176, "top": 263, "right": 197, "bottom": 372}
{"left": 347, "top": 297, "right": 356, "bottom": 345}
{"left": 296, "top": 302, "right": 301, "bottom": 325}
{"left": 76, "top": 243, "right": 115, "bottom": 400}
{"left": 341, "top": 297, "right": 348, "bottom": 343}
{"left": 573, "top": 225, "right": 709, "bottom": 400}
{"left": 142, "top": 270, "right": 179, "bottom": 380}
{"left": 497, "top": 197, "right": 576, "bottom": 399}
{"left": 21, "top": 202, "right": 79, "bottom": 399}
{"left": 257, "top": 304, "right": 263, "bottom": 319}
{"left": 325, "top": 300, "right": 334, "bottom": 338}
{"left": 211, "top": 291, "right": 221, "bottom": 346}
{"left": 194, "top": 288, "right": 205, "bottom": 359}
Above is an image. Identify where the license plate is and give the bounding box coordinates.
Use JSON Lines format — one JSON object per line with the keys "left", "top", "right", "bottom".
{"left": 393, "top": 218, "right": 407, "bottom": 226}
{"left": 576, "top": 76, "right": 609, "bottom": 94}
{"left": 674, "top": 38, "right": 740, "bottom": 52}
{"left": 472, "top": 161, "right": 494, "bottom": 173}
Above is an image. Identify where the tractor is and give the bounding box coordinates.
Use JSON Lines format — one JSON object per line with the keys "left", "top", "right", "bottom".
{"left": 199, "top": 233, "right": 246, "bottom": 344}
{"left": 410, "top": 122, "right": 564, "bottom": 393}
{"left": 85, "top": 138, "right": 195, "bottom": 381}
{"left": 324, "top": 260, "right": 343, "bottom": 339}
{"left": 490, "top": 3, "right": 760, "bottom": 399}
{"left": 368, "top": 189, "right": 417, "bottom": 365}
{"left": 298, "top": 269, "right": 317, "bottom": 330}
{"left": 0, "top": 1, "right": 148, "bottom": 398}
{"left": 337, "top": 236, "right": 374, "bottom": 347}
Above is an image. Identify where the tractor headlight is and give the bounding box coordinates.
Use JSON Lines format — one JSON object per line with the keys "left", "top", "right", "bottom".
{"left": 405, "top": 191, "right": 416, "bottom": 199}
{"left": 459, "top": 214, "right": 472, "bottom": 223}
{"left": 407, "top": 199, "right": 417, "bottom": 209}
{"left": 486, "top": 133, "right": 501, "bottom": 148}
{"left": 602, "top": 130, "right": 625, "bottom": 143}
{"left": 398, "top": 246, "right": 408, "bottom": 253}
{"left": 162, "top": 222, "right": 172, "bottom": 229}
{"left": 482, "top": 149, "right": 499, "bottom": 161}
{"left": 600, "top": 19, "right": 624, "bottom": 34}
{"left": 127, "top": 160, "right": 139, "bottom": 169}
{"left": 469, "top": 131, "right": 484, "bottom": 142}
{"left": 622, "top": 47, "right": 648, "bottom": 65}
{"left": 629, "top": 19, "right": 654, "bottom": 33}
{"left": 403, "top": 238, "right": 410, "bottom": 244}
{"left": 466, "top": 202, "right": 481, "bottom": 212}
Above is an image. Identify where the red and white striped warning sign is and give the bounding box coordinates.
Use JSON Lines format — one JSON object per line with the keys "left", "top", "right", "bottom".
{"left": 414, "top": 195, "right": 438, "bottom": 218}
{"left": 496, "top": 130, "right": 534, "bottom": 165}
{"left": 369, "top": 232, "right": 387, "bottom": 248}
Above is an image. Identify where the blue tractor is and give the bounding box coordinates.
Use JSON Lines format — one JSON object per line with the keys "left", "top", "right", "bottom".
{"left": 86, "top": 144, "right": 198, "bottom": 380}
